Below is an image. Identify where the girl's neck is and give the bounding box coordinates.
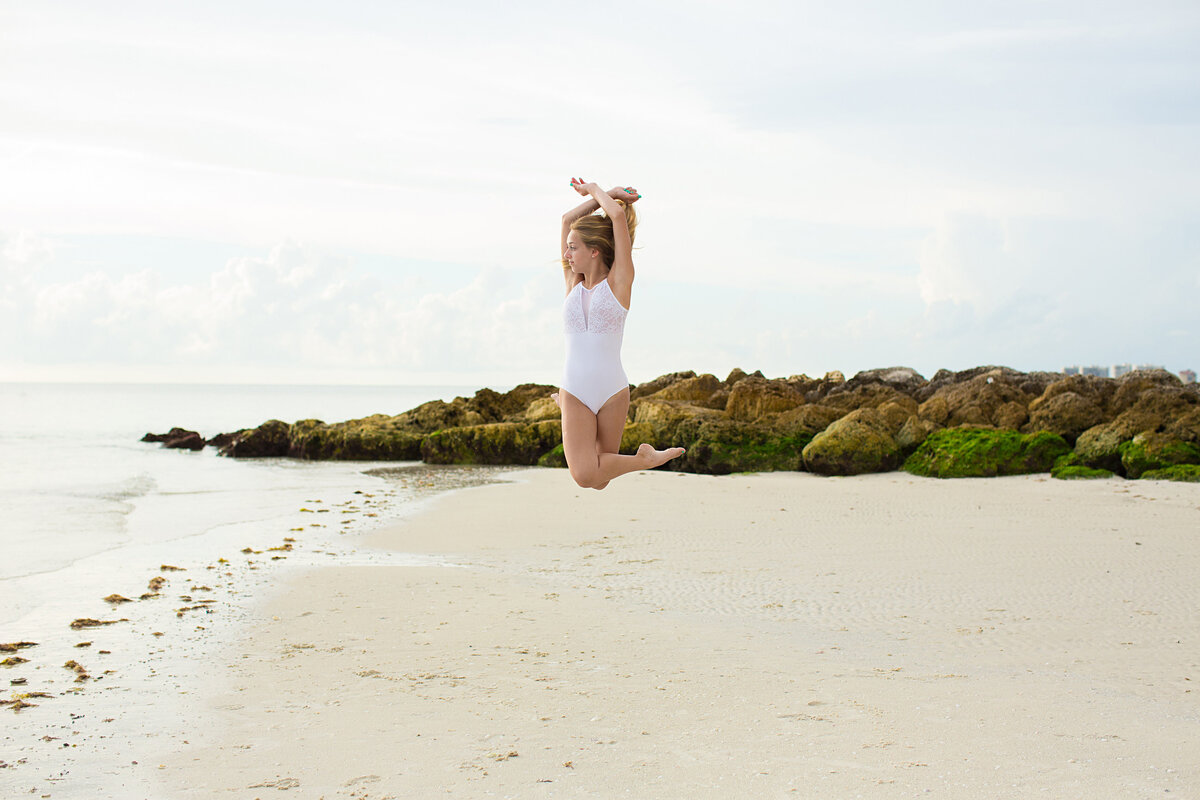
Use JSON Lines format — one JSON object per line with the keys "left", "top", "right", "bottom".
{"left": 581, "top": 266, "right": 609, "bottom": 289}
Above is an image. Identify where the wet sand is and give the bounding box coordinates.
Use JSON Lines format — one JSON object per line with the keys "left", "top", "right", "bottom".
{"left": 153, "top": 469, "right": 1200, "bottom": 798}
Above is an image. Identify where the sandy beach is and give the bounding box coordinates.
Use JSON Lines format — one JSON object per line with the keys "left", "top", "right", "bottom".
{"left": 153, "top": 469, "right": 1199, "bottom": 799}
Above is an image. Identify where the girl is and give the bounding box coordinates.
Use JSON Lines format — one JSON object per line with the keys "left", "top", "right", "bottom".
{"left": 554, "top": 178, "right": 684, "bottom": 490}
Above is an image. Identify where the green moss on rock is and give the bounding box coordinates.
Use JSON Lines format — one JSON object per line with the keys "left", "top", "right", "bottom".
{"left": 801, "top": 409, "right": 900, "bottom": 476}
{"left": 672, "top": 418, "right": 810, "bottom": 475}
{"left": 537, "top": 444, "right": 567, "bottom": 468}
{"left": 1139, "top": 464, "right": 1200, "bottom": 482}
{"left": 903, "top": 427, "right": 1070, "bottom": 478}
{"left": 420, "top": 421, "right": 562, "bottom": 466}
{"left": 1118, "top": 432, "right": 1200, "bottom": 479}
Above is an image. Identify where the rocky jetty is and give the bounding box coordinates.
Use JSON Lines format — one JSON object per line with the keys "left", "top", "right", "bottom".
{"left": 142, "top": 367, "right": 1200, "bottom": 481}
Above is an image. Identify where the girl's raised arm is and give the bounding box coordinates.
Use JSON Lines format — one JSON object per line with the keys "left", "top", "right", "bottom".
{"left": 572, "top": 179, "right": 638, "bottom": 306}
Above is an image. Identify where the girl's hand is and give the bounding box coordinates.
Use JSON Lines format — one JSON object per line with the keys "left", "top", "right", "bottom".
{"left": 611, "top": 185, "right": 641, "bottom": 204}
{"left": 570, "top": 177, "right": 600, "bottom": 197}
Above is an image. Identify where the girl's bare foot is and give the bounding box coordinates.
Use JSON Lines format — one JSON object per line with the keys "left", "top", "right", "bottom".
{"left": 636, "top": 443, "right": 685, "bottom": 468}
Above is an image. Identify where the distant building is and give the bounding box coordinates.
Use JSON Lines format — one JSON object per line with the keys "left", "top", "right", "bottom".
{"left": 1081, "top": 365, "right": 1108, "bottom": 377}
{"left": 1111, "top": 363, "right": 1133, "bottom": 378}
{"left": 1181, "top": 369, "right": 1197, "bottom": 384}
{"left": 1063, "top": 365, "right": 1081, "bottom": 375}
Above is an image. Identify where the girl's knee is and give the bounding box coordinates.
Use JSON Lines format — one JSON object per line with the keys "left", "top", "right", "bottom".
{"left": 569, "top": 467, "right": 605, "bottom": 490}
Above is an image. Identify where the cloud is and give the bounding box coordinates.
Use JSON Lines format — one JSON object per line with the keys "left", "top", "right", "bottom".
{"left": 2, "top": 234, "right": 563, "bottom": 382}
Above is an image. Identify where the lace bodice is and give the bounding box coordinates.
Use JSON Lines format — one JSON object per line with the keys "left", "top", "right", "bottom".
{"left": 563, "top": 279, "right": 627, "bottom": 336}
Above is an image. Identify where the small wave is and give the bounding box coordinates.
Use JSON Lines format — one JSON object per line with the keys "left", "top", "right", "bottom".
{"left": 96, "top": 472, "right": 158, "bottom": 503}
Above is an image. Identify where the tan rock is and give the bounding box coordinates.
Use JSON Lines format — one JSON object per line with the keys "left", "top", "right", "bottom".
{"left": 725, "top": 377, "right": 805, "bottom": 422}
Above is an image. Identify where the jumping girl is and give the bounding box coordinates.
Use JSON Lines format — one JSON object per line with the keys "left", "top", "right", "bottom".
{"left": 553, "top": 178, "right": 685, "bottom": 490}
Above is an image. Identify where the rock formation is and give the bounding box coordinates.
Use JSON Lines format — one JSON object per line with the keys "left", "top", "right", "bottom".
{"left": 140, "top": 367, "right": 1200, "bottom": 481}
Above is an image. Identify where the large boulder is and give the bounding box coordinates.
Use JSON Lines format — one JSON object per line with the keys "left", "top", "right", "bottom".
{"left": 903, "top": 427, "right": 1070, "bottom": 478}
{"left": 646, "top": 373, "right": 725, "bottom": 408}
{"left": 1118, "top": 432, "right": 1200, "bottom": 480}
{"left": 920, "top": 370, "right": 1034, "bottom": 429}
{"left": 770, "top": 404, "right": 844, "bottom": 436}
{"left": 523, "top": 397, "right": 561, "bottom": 422}
{"left": 631, "top": 399, "right": 722, "bottom": 445}
{"left": 1165, "top": 407, "right": 1200, "bottom": 445}
{"left": 420, "top": 422, "right": 562, "bottom": 466}
{"left": 821, "top": 383, "right": 916, "bottom": 416}
{"left": 801, "top": 408, "right": 900, "bottom": 476}
{"left": 725, "top": 376, "right": 806, "bottom": 421}
{"left": 142, "top": 427, "right": 205, "bottom": 451}
{"left": 1074, "top": 390, "right": 1199, "bottom": 472}
{"left": 1108, "top": 370, "right": 1185, "bottom": 416}
{"left": 1033, "top": 374, "right": 1115, "bottom": 412}
{"left": 222, "top": 420, "right": 291, "bottom": 457}
{"left": 1024, "top": 391, "right": 1106, "bottom": 443}
{"left": 896, "top": 415, "right": 938, "bottom": 455}
{"left": 630, "top": 371, "right": 698, "bottom": 401}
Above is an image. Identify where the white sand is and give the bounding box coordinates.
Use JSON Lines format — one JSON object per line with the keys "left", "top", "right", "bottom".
{"left": 158, "top": 470, "right": 1200, "bottom": 798}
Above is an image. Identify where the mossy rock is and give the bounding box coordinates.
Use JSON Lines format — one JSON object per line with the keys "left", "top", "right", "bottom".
{"left": 1119, "top": 433, "right": 1200, "bottom": 479}
{"left": 1051, "top": 454, "right": 1114, "bottom": 480}
{"left": 801, "top": 409, "right": 900, "bottom": 476}
{"left": 287, "top": 418, "right": 424, "bottom": 461}
{"left": 537, "top": 444, "right": 567, "bottom": 469}
{"left": 672, "top": 418, "right": 810, "bottom": 475}
{"left": 1139, "top": 464, "right": 1200, "bottom": 482}
{"left": 619, "top": 422, "right": 661, "bottom": 453}
{"left": 903, "top": 427, "right": 1070, "bottom": 478}
{"left": 225, "top": 419, "right": 291, "bottom": 457}
{"left": 420, "top": 421, "right": 562, "bottom": 466}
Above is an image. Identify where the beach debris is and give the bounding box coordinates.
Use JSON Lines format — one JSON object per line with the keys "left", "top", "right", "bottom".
{"left": 2, "top": 695, "right": 44, "bottom": 711}
{"left": 99, "top": 649, "right": 111, "bottom": 654}
{"left": 153, "top": 631, "right": 164, "bottom": 637}
{"left": 64, "top": 661, "right": 90, "bottom": 682}
{"left": 104, "top": 594, "right": 133, "bottom": 604}
{"left": 248, "top": 777, "right": 301, "bottom": 789}
{"left": 241, "top": 547, "right": 262, "bottom": 554}
{"left": 75, "top": 641, "right": 92, "bottom": 648}
{"left": 1, "top": 656, "right": 30, "bottom": 667}
{"left": 268, "top": 542, "right": 293, "bottom": 552}
{"left": 161, "top": 564, "right": 185, "bottom": 571}
{"left": 0, "top": 642, "right": 37, "bottom": 653}
{"left": 69, "top": 618, "right": 127, "bottom": 629}
{"left": 148, "top": 576, "right": 167, "bottom": 592}
{"left": 489, "top": 751, "right": 519, "bottom": 761}
{"left": 284, "top": 537, "right": 296, "bottom": 542}
{"left": 9, "top": 677, "right": 26, "bottom": 685}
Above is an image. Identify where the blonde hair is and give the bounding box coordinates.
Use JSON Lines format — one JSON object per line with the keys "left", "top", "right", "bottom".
{"left": 565, "top": 201, "right": 638, "bottom": 269}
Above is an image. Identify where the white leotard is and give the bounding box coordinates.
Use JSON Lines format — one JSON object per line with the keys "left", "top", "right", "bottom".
{"left": 561, "top": 278, "right": 629, "bottom": 414}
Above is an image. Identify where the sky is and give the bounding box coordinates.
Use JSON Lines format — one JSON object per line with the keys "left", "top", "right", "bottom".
{"left": 2, "top": 1, "right": 1198, "bottom": 387}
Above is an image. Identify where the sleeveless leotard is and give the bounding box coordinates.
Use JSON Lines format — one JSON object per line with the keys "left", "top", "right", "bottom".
{"left": 561, "top": 278, "right": 629, "bottom": 414}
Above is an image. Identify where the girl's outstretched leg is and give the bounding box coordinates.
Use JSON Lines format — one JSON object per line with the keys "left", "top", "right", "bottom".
{"left": 560, "top": 389, "right": 684, "bottom": 490}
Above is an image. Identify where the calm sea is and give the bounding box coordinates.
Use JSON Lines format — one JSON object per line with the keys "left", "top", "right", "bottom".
{"left": 0, "top": 382, "right": 481, "bottom": 634}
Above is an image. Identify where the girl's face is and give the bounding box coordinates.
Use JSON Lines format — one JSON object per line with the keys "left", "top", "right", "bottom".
{"left": 564, "top": 230, "right": 596, "bottom": 273}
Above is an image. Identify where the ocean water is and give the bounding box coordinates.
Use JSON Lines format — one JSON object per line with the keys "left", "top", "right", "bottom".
{"left": 0, "top": 382, "right": 483, "bottom": 632}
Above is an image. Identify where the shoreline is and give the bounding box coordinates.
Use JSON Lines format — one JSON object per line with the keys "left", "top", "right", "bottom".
{"left": 150, "top": 469, "right": 1198, "bottom": 798}
{"left": 0, "top": 463, "right": 520, "bottom": 798}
